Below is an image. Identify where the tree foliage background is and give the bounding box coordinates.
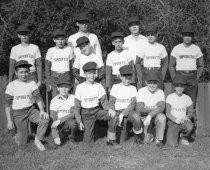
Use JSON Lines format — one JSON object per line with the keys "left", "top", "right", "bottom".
{"left": 0, "top": 0, "right": 209, "bottom": 81}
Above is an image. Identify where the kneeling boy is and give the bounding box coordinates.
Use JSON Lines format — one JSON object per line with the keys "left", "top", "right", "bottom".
{"left": 50, "top": 77, "right": 77, "bottom": 145}
{"left": 166, "top": 75, "right": 195, "bottom": 146}
{"left": 74, "top": 62, "right": 121, "bottom": 148}
{"left": 5, "top": 60, "right": 49, "bottom": 151}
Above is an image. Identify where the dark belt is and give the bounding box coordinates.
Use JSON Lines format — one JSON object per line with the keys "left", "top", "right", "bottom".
{"left": 82, "top": 106, "right": 100, "bottom": 111}
{"left": 177, "top": 70, "right": 197, "bottom": 74}
{"left": 144, "top": 67, "right": 161, "bottom": 70}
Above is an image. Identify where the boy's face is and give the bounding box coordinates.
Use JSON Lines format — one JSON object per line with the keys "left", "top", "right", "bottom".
{"left": 18, "top": 32, "right": 30, "bottom": 43}
{"left": 112, "top": 38, "right": 124, "bottom": 51}
{"left": 84, "top": 70, "right": 97, "bottom": 83}
{"left": 146, "top": 32, "right": 157, "bottom": 44}
{"left": 120, "top": 75, "right": 132, "bottom": 86}
{"left": 182, "top": 33, "right": 193, "bottom": 45}
{"left": 77, "top": 21, "right": 89, "bottom": 32}
{"left": 15, "top": 67, "right": 30, "bottom": 82}
{"left": 146, "top": 80, "right": 158, "bottom": 92}
{"left": 174, "top": 85, "right": 185, "bottom": 95}
{"left": 79, "top": 43, "right": 91, "bottom": 55}
{"left": 57, "top": 84, "right": 71, "bottom": 96}
{"left": 53, "top": 36, "right": 66, "bottom": 48}
{"left": 129, "top": 22, "right": 140, "bottom": 35}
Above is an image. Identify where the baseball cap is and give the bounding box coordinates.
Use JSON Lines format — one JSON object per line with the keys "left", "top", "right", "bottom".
{"left": 56, "top": 77, "right": 73, "bottom": 86}
{"left": 181, "top": 23, "right": 194, "bottom": 34}
{"left": 76, "top": 13, "right": 90, "bottom": 22}
{"left": 145, "top": 25, "right": 158, "bottom": 34}
{"left": 76, "top": 36, "right": 90, "bottom": 47}
{"left": 83, "top": 62, "right": 97, "bottom": 72}
{"left": 53, "top": 29, "right": 66, "bottom": 38}
{"left": 119, "top": 65, "right": 133, "bottom": 76}
{"left": 173, "top": 75, "right": 187, "bottom": 86}
{"left": 17, "top": 24, "right": 30, "bottom": 33}
{"left": 111, "top": 32, "right": 124, "bottom": 40}
{"left": 14, "top": 60, "right": 32, "bottom": 69}
{"left": 145, "top": 70, "right": 160, "bottom": 82}
{"left": 127, "top": 16, "right": 140, "bottom": 26}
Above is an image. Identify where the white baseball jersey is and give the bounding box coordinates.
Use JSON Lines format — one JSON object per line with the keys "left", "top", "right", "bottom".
{"left": 166, "top": 93, "right": 192, "bottom": 120}
{"left": 106, "top": 50, "right": 132, "bottom": 75}
{"left": 45, "top": 46, "right": 74, "bottom": 73}
{"left": 68, "top": 32, "right": 102, "bottom": 60}
{"left": 170, "top": 43, "right": 203, "bottom": 71}
{"left": 73, "top": 53, "right": 104, "bottom": 77}
{"left": 75, "top": 82, "right": 106, "bottom": 108}
{"left": 137, "top": 86, "right": 165, "bottom": 109}
{"left": 50, "top": 94, "right": 75, "bottom": 119}
{"left": 123, "top": 34, "right": 148, "bottom": 63}
{"left": 138, "top": 42, "right": 167, "bottom": 68}
{"left": 10, "top": 44, "right": 41, "bottom": 72}
{"left": 110, "top": 83, "right": 137, "bottom": 110}
{"left": 5, "top": 80, "right": 38, "bottom": 110}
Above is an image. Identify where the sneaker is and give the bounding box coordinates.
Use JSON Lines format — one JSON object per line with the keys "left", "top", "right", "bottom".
{"left": 155, "top": 139, "right": 164, "bottom": 148}
{"left": 106, "top": 139, "right": 122, "bottom": 149}
{"left": 134, "top": 134, "right": 143, "bottom": 145}
{"left": 54, "top": 137, "right": 61, "bottom": 145}
{"left": 181, "top": 138, "right": 190, "bottom": 146}
{"left": 35, "top": 138, "right": 46, "bottom": 151}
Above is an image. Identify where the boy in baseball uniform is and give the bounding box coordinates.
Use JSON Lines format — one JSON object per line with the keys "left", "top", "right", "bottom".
{"left": 169, "top": 23, "right": 204, "bottom": 108}
{"left": 136, "top": 70, "right": 166, "bottom": 147}
{"left": 109, "top": 65, "right": 143, "bottom": 145}
{"left": 106, "top": 32, "right": 134, "bottom": 91}
{"left": 68, "top": 12, "right": 102, "bottom": 60}
{"left": 5, "top": 60, "right": 49, "bottom": 151}
{"left": 166, "top": 75, "right": 195, "bottom": 146}
{"left": 9, "top": 24, "right": 42, "bottom": 87}
{"left": 50, "top": 76, "right": 77, "bottom": 146}
{"left": 73, "top": 36, "right": 104, "bottom": 84}
{"left": 45, "top": 28, "right": 74, "bottom": 97}
{"left": 136, "top": 25, "right": 168, "bottom": 89}
{"left": 74, "top": 62, "right": 121, "bottom": 148}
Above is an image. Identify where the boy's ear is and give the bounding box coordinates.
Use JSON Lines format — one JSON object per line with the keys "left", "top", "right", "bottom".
{"left": 15, "top": 70, "right": 18, "bottom": 76}
{"left": 53, "top": 38, "right": 56, "bottom": 43}
{"left": 76, "top": 22, "right": 80, "bottom": 27}
{"left": 17, "top": 34, "right": 21, "bottom": 38}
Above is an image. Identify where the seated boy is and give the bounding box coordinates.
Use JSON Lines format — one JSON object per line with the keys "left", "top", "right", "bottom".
{"left": 45, "top": 28, "right": 74, "bottom": 97}
{"left": 73, "top": 36, "right": 104, "bottom": 84}
{"left": 109, "top": 65, "right": 143, "bottom": 144}
{"left": 136, "top": 70, "right": 166, "bottom": 147}
{"left": 106, "top": 32, "right": 134, "bottom": 91}
{"left": 166, "top": 75, "right": 195, "bottom": 147}
{"left": 5, "top": 60, "right": 49, "bottom": 151}
{"left": 50, "top": 76, "right": 77, "bottom": 145}
{"left": 74, "top": 62, "right": 121, "bottom": 148}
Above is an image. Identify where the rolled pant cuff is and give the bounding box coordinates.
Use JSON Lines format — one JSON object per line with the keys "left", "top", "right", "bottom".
{"left": 133, "top": 127, "right": 143, "bottom": 134}
{"left": 107, "top": 131, "right": 116, "bottom": 140}
{"left": 35, "top": 135, "right": 43, "bottom": 141}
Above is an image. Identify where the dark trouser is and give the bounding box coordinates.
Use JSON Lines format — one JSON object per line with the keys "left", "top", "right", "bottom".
{"left": 51, "top": 118, "right": 77, "bottom": 139}
{"left": 50, "top": 71, "right": 71, "bottom": 98}
{"left": 166, "top": 120, "right": 194, "bottom": 146}
{"left": 176, "top": 71, "right": 198, "bottom": 108}
{"left": 116, "top": 110, "right": 142, "bottom": 134}
{"left": 142, "top": 68, "right": 163, "bottom": 89}
{"left": 81, "top": 106, "right": 117, "bottom": 143}
{"left": 13, "top": 105, "right": 49, "bottom": 145}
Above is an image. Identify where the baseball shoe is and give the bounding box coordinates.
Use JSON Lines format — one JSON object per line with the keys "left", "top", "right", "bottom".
{"left": 155, "top": 139, "right": 164, "bottom": 148}
{"left": 181, "top": 138, "right": 190, "bottom": 146}
{"left": 54, "top": 137, "right": 61, "bottom": 145}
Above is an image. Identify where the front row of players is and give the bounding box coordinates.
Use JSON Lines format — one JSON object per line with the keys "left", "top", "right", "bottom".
{"left": 5, "top": 60, "right": 196, "bottom": 151}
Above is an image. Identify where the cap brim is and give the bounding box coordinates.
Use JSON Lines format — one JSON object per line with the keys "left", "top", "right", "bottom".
{"left": 17, "top": 29, "right": 30, "bottom": 33}
{"left": 15, "top": 64, "right": 32, "bottom": 69}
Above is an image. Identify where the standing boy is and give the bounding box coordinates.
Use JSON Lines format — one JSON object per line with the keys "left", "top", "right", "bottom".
{"left": 136, "top": 71, "right": 166, "bottom": 147}
{"left": 5, "top": 60, "right": 49, "bottom": 151}
{"left": 136, "top": 25, "right": 168, "bottom": 89}
{"left": 169, "top": 23, "right": 204, "bottom": 108}
{"left": 68, "top": 12, "right": 102, "bottom": 60}
{"left": 50, "top": 77, "right": 77, "bottom": 146}
{"left": 166, "top": 75, "right": 195, "bottom": 146}
{"left": 73, "top": 36, "right": 104, "bottom": 83}
{"left": 74, "top": 62, "right": 121, "bottom": 148}
{"left": 109, "top": 65, "right": 143, "bottom": 144}
{"left": 9, "top": 24, "right": 42, "bottom": 87}
{"left": 45, "top": 28, "right": 74, "bottom": 97}
{"left": 106, "top": 32, "right": 134, "bottom": 91}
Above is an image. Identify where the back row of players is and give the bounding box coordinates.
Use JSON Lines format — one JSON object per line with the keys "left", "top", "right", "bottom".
{"left": 6, "top": 13, "right": 203, "bottom": 151}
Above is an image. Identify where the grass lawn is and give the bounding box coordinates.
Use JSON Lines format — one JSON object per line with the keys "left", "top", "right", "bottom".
{"left": 0, "top": 126, "right": 210, "bottom": 170}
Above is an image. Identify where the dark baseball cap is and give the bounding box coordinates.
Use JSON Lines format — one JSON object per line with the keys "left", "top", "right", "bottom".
{"left": 14, "top": 60, "right": 32, "bottom": 69}
{"left": 76, "top": 13, "right": 89, "bottom": 22}
{"left": 182, "top": 23, "right": 194, "bottom": 34}
{"left": 173, "top": 75, "right": 187, "bottom": 86}
{"left": 83, "top": 62, "right": 97, "bottom": 72}
{"left": 145, "top": 70, "right": 160, "bottom": 82}
{"left": 127, "top": 16, "right": 140, "bottom": 26}
{"left": 145, "top": 25, "right": 158, "bottom": 34}
{"left": 53, "top": 29, "right": 66, "bottom": 38}
{"left": 17, "top": 24, "right": 30, "bottom": 33}
{"left": 119, "top": 65, "right": 133, "bottom": 76}
{"left": 111, "top": 32, "right": 124, "bottom": 40}
{"left": 56, "top": 77, "right": 73, "bottom": 86}
{"left": 76, "top": 36, "right": 90, "bottom": 47}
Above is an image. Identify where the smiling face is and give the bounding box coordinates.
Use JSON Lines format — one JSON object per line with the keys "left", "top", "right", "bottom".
{"left": 120, "top": 74, "right": 132, "bottom": 86}
{"left": 174, "top": 84, "right": 185, "bottom": 96}
{"left": 112, "top": 38, "right": 124, "bottom": 51}
{"left": 15, "top": 67, "right": 30, "bottom": 82}
{"left": 18, "top": 31, "right": 30, "bottom": 43}
{"left": 79, "top": 42, "right": 92, "bottom": 55}
{"left": 146, "top": 32, "right": 157, "bottom": 44}
{"left": 57, "top": 84, "right": 71, "bottom": 97}
{"left": 146, "top": 80, "right": 159, "bottom": 93}
{"left": 129, "top": 22, "right": 140, "bottom": 36}
{"left": 84, "top": 70, "right": 97, "bottom": 83}
{"left": 53, "top": 36, "right": 66, "bottom": 48}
